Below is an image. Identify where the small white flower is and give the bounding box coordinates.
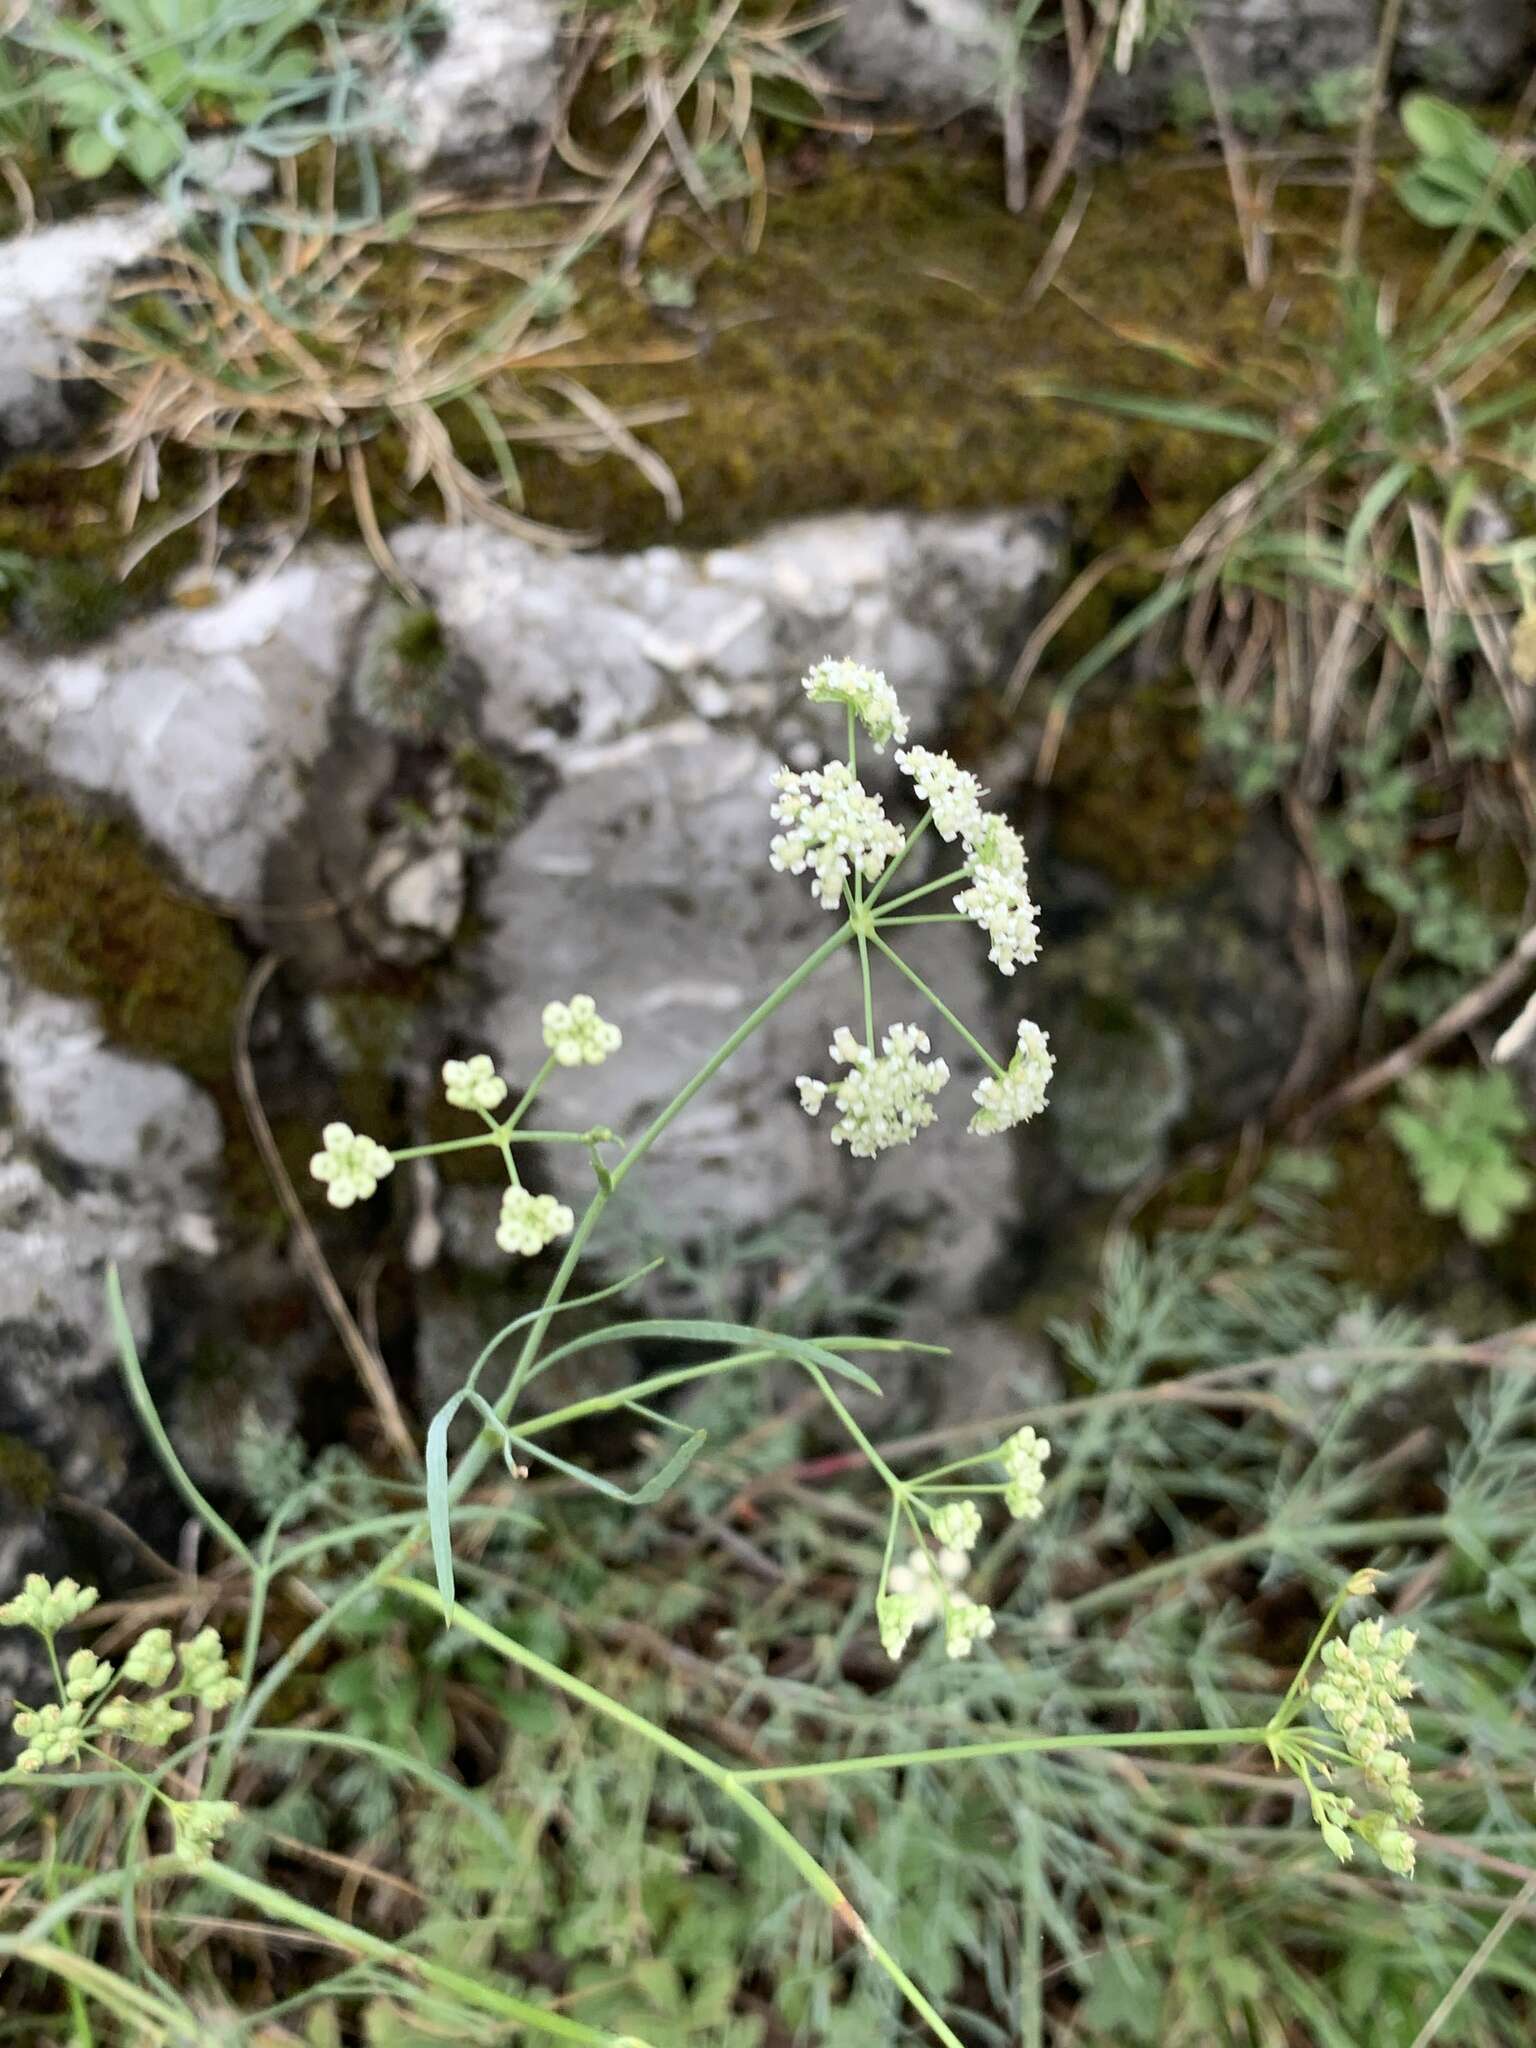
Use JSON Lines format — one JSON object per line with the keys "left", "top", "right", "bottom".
{"left": 769, "top": 760, "right": 905, "bottom": 911}
{"left": 880, "top": 1546, "right": 990, "bottom": 1662}
{"left": 797, "top": 1022, "right": 949, "bottom": 1158}
{"left": 496, "top": 1186, "right": 575, "bottom": 1257}
{"left": 955, "top": 818, "right": 1039, "bottom": 977}
{"left": 542, "top": 994, "right": 622, "bottom": 1067}
{"left": 928, "top": 1499, "right": 983, "bottom": 1552}
{"left": 998, "top": 1424, "right": 1050, "bottom": 1520}
{"left": 443, "top": 1053, "right": 508, "bottom": 1114}
{"left": 802, "top": 657, "right": 909, "bottom": 751}
{"left": 887, "top": 1545, "right": 968, "bottom": 1627}
{"left": 970, "top": 1020, "right": 1054, "bottom": 1136}
{"left": 895, "top": 745, "right": 987, "bottom": 847}
{"left": 309, "top": 1123, "right": 394, "bottom": 1209}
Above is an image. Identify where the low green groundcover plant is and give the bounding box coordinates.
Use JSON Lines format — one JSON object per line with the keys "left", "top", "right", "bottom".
{"left": 2, "top": 662, "right": 1532, "bottom": 2043}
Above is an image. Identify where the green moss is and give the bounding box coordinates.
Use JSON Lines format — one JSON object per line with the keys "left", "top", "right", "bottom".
{"left": 0, "top": 448, "right": 202, "bottom": 615}
{"left": 4, "top": 139, "right": 1475, "bottom": 589}
{"left": 1323, "top": 1118, "right": 1456, "bottom": 1299}
{"left": 1051, "top": 685, "right": 1248, "bottom": 890}
{"left": 12, "top": 557, "right": 127, "bottom": 650}
{"left": 0, "top": 785, "right": 246, "bottom": 1083}
{"left": 354, "top": 597, "right": 454, "bottom": 737}
{"left": 0, "top": 1432, "right": 54, "bottom": 1511}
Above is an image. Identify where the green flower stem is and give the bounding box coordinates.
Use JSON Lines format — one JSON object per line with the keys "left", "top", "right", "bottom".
{"left": 876, "top": 914, "right": 969, "bottom": 926}
{"left": 1269, "top": 1580, "right": 1358, "bottom": 1733}
{"left": 857, "top": 927, "right": 876, "bottom": 1043}
{"left": 517, "top": 1349, "right": 777, "bottom": 1436}
{"left": 869, "top": 933, "right": 1007, "bottom": 1078}
{"left": 385, "top": 1577, "right": 966, "bottom": 2048}
{"left": 389, "top": 1127, "right": 614, "bottom": 1162}
{"left": 270, "top": 1501, "right": 535, "bottom": 1577}
{"left": 869, "top": 863, "right": 967, "bottom": 917}
{"left": 608, "top": 919, "right": 854, "bottom": 1196}
{"left": 731, "top": 1723, "right": 1278, "bottom": 1785}
{"left": 506, "top": 1050, "right": 558, "bottom": 1132}
{"left": 864, "top": 811, "right": 933, "bottom": 907}
{"left": 805, "top": 1363, "right": 905, "bottom": 1494}
{"left": 17, "top": 1856, "right": 643, "bottom": 2047}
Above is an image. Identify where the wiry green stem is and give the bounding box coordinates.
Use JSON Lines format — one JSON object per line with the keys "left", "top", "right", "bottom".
{"left": 386, "top": 1578, "right": 966, "bottom": 2048}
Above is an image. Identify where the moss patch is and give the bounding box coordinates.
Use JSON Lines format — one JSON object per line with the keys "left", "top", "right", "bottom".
{"left": 0, "top": 785, "right": 246, "bottom": 1084}
{"left": 1051, "top": 684, "right": 1248, "bottom": 890}
{"left": 0, "top": 137, "right": 1474, "bottom": 592}
{"left": 0, "top": 1431, "right": 54, "bottom": 1511}
{"left": 1322, "top": 1117, "right": 1456, "bottom": 1299}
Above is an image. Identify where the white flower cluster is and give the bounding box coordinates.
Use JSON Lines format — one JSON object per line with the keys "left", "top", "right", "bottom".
{"left": 543, "top": 994, "right": 622, "bottom": 1067}
{"left": 797, "top": 1023, "right": 949, "bottom": 1158}
{"left": 890, "top": 744, "right": 1040, "bottom": 976}
{"left": 309, "top": 1123, "right": 394, "bottom": 1208}
{"left": 878, "top": 1546, "right": 995, "bottom": 1663}
{"left": 998, "top": 1425, "right": 1050, "bottom": 1519}
{"left": 803, "top": 657, "right": 909, "bottom": 751}
{"left": 496, "top": 1186, "right": 574, "bottom": 1257}
{"left": 443, "top": 1053, "right": 508, "bottom": 1113}
{"left": 970, "top": 1020, "right": 1054, "bottom": 1137}
{"left": 770, "top": 761, "right": 905, "bottom": 911}
{"left": 895, "top": 744, "right": 986, "bottom": 846}
{"left": 953, "top": 817, "right": 1039, "bottom": 977}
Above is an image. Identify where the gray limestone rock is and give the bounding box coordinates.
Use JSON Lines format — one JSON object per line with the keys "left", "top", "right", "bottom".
{"left": 389, "top": 0, "right": 565, "bottom": 179}
{"left": 0, "top": 206, "right": 171, "bottom": 454}
{"left": 0, "top": 964, "right": 224, "bottom": 1593}
{"left": 0, "top": 553, "right": 375, "bottom": 903}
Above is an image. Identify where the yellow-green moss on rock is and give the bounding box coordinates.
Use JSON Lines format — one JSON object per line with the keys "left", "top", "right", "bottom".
{"left": 1323, "top": 1118, "right": 1456, "bottom": 1299}
{"left": 1051, "top": 685, "right": 1248, "bottom": 891}
{"left": 0, "top": 785, "right": 246, "bottom": 1084}
{"left": 1, "top": 139, "right": 1472, "bottom": 592}
{"left": 0, "top": 1432, "right": 54, "bottom": 1510}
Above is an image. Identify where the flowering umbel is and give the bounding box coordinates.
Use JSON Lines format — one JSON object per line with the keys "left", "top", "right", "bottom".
{"left": 797, "top": 1024, "right": 949, "bottom": 1158}
{"left": 803, "top": 657, "right": 910, "bottom": 751}
{"left": 877, "top": 1546, "right": 994, "bottom": 1662}
{"left": 1307, "top": 1619, "right": 1422, "bottom": 1874}
{"left": 998, "top": 1426, "right": 1050, "bottom": 1519}
{"left": 2, "top": 1584, "right": 244, "bottom": 1813}
{"left": 770, "top": 761, "right": 905, "bottom": 911}
{"left": 970, "top": 1022, "right": 1054, "bottom": 1137}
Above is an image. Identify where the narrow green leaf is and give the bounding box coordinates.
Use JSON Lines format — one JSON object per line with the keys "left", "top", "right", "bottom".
{"left": 108, "top": 1264, "right": 255, "bottom": 1568}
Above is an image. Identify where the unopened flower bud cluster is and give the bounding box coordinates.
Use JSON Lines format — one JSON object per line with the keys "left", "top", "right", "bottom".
{"left": 1311, "top": 1618, "right": 1422, "bottom": 1869}
{"left": 999, "top": 1425, "right": 1051, "bottom": 1519}
{"left": 307, "top": 999, "right": 620, "bottom": 1260}
{"left": 2, "top": 1579, "right": 244, "bottom": 1860}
